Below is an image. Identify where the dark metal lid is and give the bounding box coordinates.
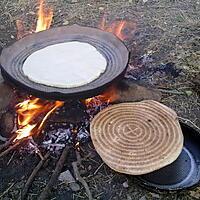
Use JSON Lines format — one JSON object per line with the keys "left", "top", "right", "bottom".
{"left": 0, "top": 25, "right": 129, "bottom": 100}
{"left": 137, "top": 122, "right": 200, "bottom": 192}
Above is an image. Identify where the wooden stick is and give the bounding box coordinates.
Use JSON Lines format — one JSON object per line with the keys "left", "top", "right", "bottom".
{"left": 21, "top": 152, "right": 50, "bottom": 200}
{"left": 0, "top": 182, "right": 15, "bottom": 198}
{"left": 38, "top": 145, "right": 70, "bottom": 200}
{"left": 72, "top": 151, "right": 93, "bottom": 200}
{"left": 0, "top": 137, "right": 27, "bottom": 158}
{"left": 156, "top": 88, "right": 185, "bottom": 95}
{"left": 72, "top": 161, "right": 93, "bottom": 200}
{"left": 178, "top": 116, "right": 200, "bottom": 131}
{"left": 0, "top": 133, "right": 17, "bottom": 152}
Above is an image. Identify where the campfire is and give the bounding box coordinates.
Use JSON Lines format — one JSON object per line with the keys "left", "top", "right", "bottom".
{"left": 0, "top": 0, "right": 131, "bottom": 199}
{"left": 12, "top": 0, "right": 131, "bottom": 145}
{"left": 0, "top": 0, "right": 199, "bottom": 199}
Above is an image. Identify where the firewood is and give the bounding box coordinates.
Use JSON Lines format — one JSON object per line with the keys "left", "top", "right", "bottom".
{"left": 0, "top": 137, "right": 28, "bottom": 158}
{"left": 38, "top": 145, "right": 71, "bottom": 200}
{"left": 72, "top": 161, "right": 93, "bottom": 200}
{"left": 0, "top": 133, "right": 17, "bottom": 152}
{"left": 21, "top": 152, "right": 50, "bottom": 200}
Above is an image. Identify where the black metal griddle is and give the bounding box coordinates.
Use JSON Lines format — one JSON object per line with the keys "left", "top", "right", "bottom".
{"left": 0, "top": 25, "right": 129, "bottom": 100}
{"left": 137, "top": 122, "right": 200, "bottom": 192}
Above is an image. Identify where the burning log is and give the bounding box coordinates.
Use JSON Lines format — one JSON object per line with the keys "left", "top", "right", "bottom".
{"left": 38, "top": 145, "right": 71, "bottom": 200}
{"left": 21, "top": 152, "right": 50, "bottom": 200}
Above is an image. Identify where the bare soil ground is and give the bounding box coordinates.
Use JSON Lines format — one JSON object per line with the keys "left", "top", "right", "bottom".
{"left": 0, "top": 0, "right": 200, "bottom": 199}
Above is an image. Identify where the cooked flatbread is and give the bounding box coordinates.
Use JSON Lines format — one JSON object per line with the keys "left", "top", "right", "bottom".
{"left": 22, "top": 42, "right": 107, "bottom": 88}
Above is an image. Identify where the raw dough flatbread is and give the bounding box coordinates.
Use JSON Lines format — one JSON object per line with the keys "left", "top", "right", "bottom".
{"left": 22, "top": 42, "right": 107, "bottom": 88}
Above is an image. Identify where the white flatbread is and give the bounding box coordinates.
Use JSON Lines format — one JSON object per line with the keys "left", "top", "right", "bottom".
{"left": 22, "top": 42, "right": 107, "bottom": 88}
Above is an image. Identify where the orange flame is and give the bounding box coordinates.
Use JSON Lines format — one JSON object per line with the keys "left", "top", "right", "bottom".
{"left": 36, "top": 0, "right": 53, "bottom": 32}
{"left": 16, "top": 0, "right": 53, "bottom": 38}
{"left": 85, "top": 86, "right": 119, "bottom": 108}
{"left": 15, "top": 98, "right": 64, "bottom": 141}
{"left": 106, "top": 21, "right": 127, "bottom": 40}
{"left": 14, "top": 0, "right": 61, "bottom": 141}
{"left": 98, "top": 15, "right": 136, "bottom": 41}
{"left": 85, "top": 16, "right": 133, "bottom": 107}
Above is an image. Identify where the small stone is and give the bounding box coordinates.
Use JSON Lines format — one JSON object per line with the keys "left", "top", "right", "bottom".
{"left": 150, "top": 192, "right": 160, "bottom": 198}
{"left": 28, "top": 11, "right": 35, "bottom": 15}
{"left": 69, "top": 182, "right": 80, "bottom": 192}
{"left": 88, "top": 165, "right": 92, "bottom": 171}
{"left": 99, "top": 7, "right": 104, "bottom": 11}
{"left": 122, "top": 181, "right": 129, "bottom": 188}
{"left": 63, "top": 20, "right": 69, "bottom": 25}
{"left": 185, "top": 90, "right": 193, "bottom": 96}
{"left": 10, "top": 35, "right": 15, "bottom": 39}
{"left": 59, "top": 170, "right": 75, "bottom": 183}
{"left": 115, "top": 79, "right": 162, "bottom": 103}
{"left": 139, "top": 196, "right": 146, "bottom": 200}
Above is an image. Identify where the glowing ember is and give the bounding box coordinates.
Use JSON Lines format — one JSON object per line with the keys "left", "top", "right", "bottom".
{"left": 85, "top": 86, "right": 119, "bottom": 108}
{"left": 36, "top": 0, "right": 53, "bottom": 32}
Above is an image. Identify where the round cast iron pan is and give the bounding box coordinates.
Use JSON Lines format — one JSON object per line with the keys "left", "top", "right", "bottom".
{"left": 137, "top": 122, "right": 200, "bottom": 192}
{"left": 0, "top": 24, "right": 129, "bottom": 100}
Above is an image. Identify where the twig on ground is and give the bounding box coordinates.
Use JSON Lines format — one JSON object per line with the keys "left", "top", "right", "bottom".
{"left": 178, "top": 116, "right": 200, "bottom": 131}
{"left": 21, "top": 152, "right": 50, "bottom": 200}
{"left": 156, "top": 88, "right": 185, "bottom": 95}
{"left": 94, "top": 162, "right": 104, "bottom": 175}
{"left": 7, "top": 151, "right": 16, "bottom": 166}
{"left": 38, "top": 145, "right": 71, "bottom": 200}
{"left": 72, "top": 151, "right": 93, "bottom": 200}
{"left": 0, "top": 182, "right": 15, "bottom": 198}
{"left": 75, "top": 150, "right": 82, "bottom": 164}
